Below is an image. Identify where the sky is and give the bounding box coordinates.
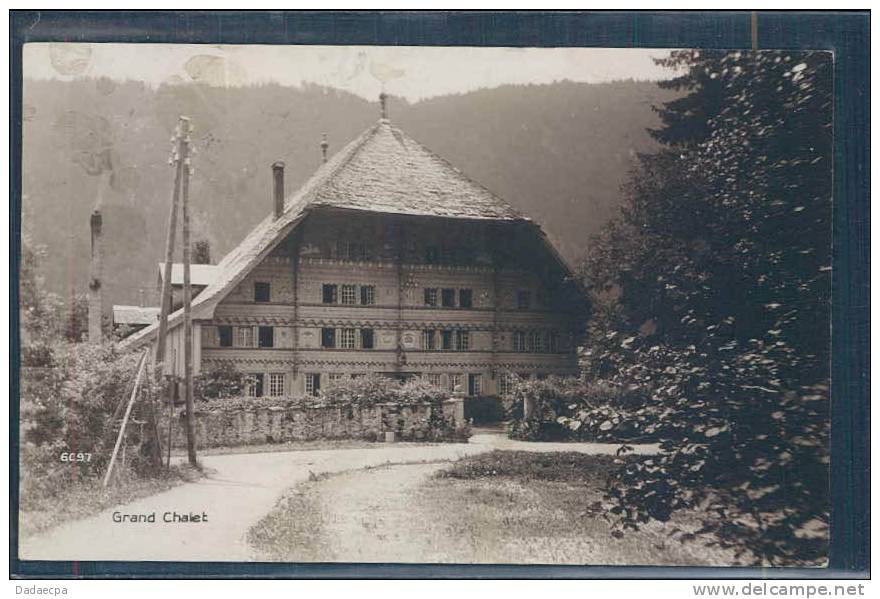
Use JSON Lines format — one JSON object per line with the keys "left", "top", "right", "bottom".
{"left": 23, "top": 43, "right": 675, "bottom": 102}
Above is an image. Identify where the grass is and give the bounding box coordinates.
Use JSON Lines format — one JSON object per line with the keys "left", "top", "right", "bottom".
{"left": 247, "top": 475, "right": 333, "bottom": 562}
{"left": 18, "top": 464, "right": 201, "bottom": 538}
{"left": 424, "top": 451, "right": 745, "bottom": 565}
{"left": 247, "top": 450, "right": 749, "bottom": 565}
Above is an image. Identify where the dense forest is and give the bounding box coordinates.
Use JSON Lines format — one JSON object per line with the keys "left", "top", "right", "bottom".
{"left": 21, "top": 77, "right": 676, "bottom": 310}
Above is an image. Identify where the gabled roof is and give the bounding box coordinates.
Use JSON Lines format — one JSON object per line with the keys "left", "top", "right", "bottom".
{"left": 113, "top": 305, "right": 160, "bottom": 326}
{"left": 157, "top": 263, "right": 219, "bottom": 287}
{"left": 122, "top": 119, "right": 559, "bottom": 350}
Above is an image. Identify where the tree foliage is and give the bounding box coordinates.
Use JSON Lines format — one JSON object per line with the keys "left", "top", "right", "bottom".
{"left": 580, "top": 51, "right": 832, "bottom": 565}
{"left": 19, "top": 233, "right": 163, "bottom": 506}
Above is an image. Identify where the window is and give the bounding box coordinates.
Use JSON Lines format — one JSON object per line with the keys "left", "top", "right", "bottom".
{"left": 456, "top": 330, "right": 470, "bottom": 351}
{"left": 459, "top": 288, "right": 473, "bottom": 308}
{"left": 427, "top": 373, "right": 443, "bottom": 388}
{"left": 360, "top": 328, "right": 375, "bottom": 349}
{"left": 441, "top": 243, "right": 455, "bottom": 264}
{"left": 424, "top": 288, "right": 438, "bottom": 307}
{"left": 327, "top": 373, "right": 344, "bottom": 386}
{"left": 441, "top": 330, "right": 453, "bottom": 350}
{"left": 525, "top": 330, "right": 536, "bottom": 353}
{"left": 305, "top": 373, "right": 321, "bottom": 396}
{"left": 425, "top": 245, "right": 439, "bottom": 263}
{"left": 441, "top": 288, "right": 455, "bottom": 307}
{"left": 547, "top": 330, "right": 559, "bottom": 353}
{"left": 498, "top": 373, "right": 514, "bottom": 397}
{"left": 247, "top": 373, "right": 264, "bottom": 398}
{"left": 468, "top": 374, "right": 482, "bottom": 396}
{"left": 513, "top": 331, "right": 526, "bottom": 352}
{"left": 322, "top": 284, "right": 338, "bottom": 304}
{"left": 258, "top": 326, "right": 274, "bottom": 348}
{"left": 254, "top": 282, "right": 270, "bottom": 302}
{"left": 517, "top": 290, "right": 531, "bottom": 310}
{"left": 360, "top": 285, "right": 376, "bottom": 305}
{"left": 338, "top": 240, "right": 367, "bottom": 261}
{"left": 339, "top": 328, "right": 356, "bottom": 349}
{"left": 237, "top": 326, "right": 254, "bottom": 348}
{"left": 268, "top": 373, "right": 285, "bottom": 397}
{"left": 448, "top": 373, "right": 463, "bottom": 393}
{"left": 531, "top": 331, "right": 544, "bottom": 353}
{"left": 422, "top": 329, "right": 436, "bottom": 350}
{"left": 321, "top": 327, "right": 336, "bottom": 348}
{"left": 218, "top": 325, "right": 233, "bottom": 347}
{"left": 341, "top": 284, "right": 357, "bottom": 305}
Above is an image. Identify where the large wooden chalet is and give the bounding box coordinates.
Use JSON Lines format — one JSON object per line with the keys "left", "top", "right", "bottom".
{"left": 124, "top": 105, "right": 586, "bottom": 399}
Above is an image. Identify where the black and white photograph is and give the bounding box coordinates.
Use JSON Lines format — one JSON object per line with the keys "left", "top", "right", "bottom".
{"left": 13, "top": 21, "right": 847, "bottom": 573}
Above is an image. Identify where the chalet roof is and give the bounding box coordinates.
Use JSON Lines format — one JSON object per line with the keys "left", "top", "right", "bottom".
{"left": 157, "top": 263, "right": 219, "bottom": 287}
{"left": 122, "top": 118, "right": 562, "bottom": 351}
{"left": 113, "top": 305, "right": 160, "bottom": 326}
{"left": 308, "top": 119, "right": 524, "bottom": 221}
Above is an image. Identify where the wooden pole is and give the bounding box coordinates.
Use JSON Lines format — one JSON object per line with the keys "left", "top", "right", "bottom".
{"left": 103, "top": 351, "right": 148, "bottom": 487}
{"left": 156, "top": 118, "right": 186, "bottom": 366}
{"left": 158, "top": 117, "right": 186, "bottom": 469}
{"left": 180, "top": 117, "right": 198, "bottom": 468}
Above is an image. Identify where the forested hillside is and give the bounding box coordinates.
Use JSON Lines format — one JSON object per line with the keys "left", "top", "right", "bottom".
{"left": 21, "top": 78, "right": 676, "bottom": 308}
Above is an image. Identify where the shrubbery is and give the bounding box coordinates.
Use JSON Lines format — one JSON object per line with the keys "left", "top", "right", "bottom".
{"left": 505, "top": 375, "right": 647, "bottom": 442}
{"left": 185, "top": 374, "right": 469, "bottom": 441}
{"left": 194, "top": 366, "right": 249, "bottom": 399}
{"left": 321, "top": 375, "right": 467, "bottom": 441}
{"left": 20, "top": 341, "right": 163, "bottom": 508}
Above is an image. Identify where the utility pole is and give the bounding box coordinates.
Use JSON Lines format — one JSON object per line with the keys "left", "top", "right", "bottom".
{"left": 157, "top": 118, "right": 184, "bottom": 468}
{"left": 180, "top": 117, "right": 198, "bottom": 468}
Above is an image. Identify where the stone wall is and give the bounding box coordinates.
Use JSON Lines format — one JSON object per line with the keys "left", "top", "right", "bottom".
{"left": 161, "top": 398, "right": 466, "bottom": 449}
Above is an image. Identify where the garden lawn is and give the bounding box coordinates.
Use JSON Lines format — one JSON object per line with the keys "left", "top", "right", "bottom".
{"left": 248, "top": 450, "right": 749, "bottom": 565}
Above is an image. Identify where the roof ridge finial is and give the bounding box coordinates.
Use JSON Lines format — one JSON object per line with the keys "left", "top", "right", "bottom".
{"left": 379, "top": 91, "right": 388, "bottom": 121}
{"left": 320, "top": 132, "right": 329, "bottom": 163}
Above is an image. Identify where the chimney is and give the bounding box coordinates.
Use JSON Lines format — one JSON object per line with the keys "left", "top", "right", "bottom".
{"left": 272, "top": 161, "right": 284, "bottom": 219}
{"left": 379, "top": 91, "right": 388, "bottom": 121}
{"left": 88, "top": 209, "right": 103, "bottom": 343}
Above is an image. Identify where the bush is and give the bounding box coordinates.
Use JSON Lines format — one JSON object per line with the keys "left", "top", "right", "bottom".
{"left": 319, "top": 375, "right": 468, "bottom": 441}
{"left": 19, "top": 341, "right": 163, "bottom": 507}
{"left": 506, "top": 376, "right": 646, "bottom": 442}
{"left": 318, "top": 374, "right": 401, "bottom": 407}
{"left": 194, "top": 366, "right": 249, "bottom": 399}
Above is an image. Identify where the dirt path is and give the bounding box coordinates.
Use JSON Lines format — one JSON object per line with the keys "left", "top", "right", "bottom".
{"left": 18, "top": 431, "right": 658, "bottom": 563}
{"left": 18, "top": 443, "right": 485, "bottom": 562}
{"left": 304, "top": 463, "right": 461, "bottom": 563}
